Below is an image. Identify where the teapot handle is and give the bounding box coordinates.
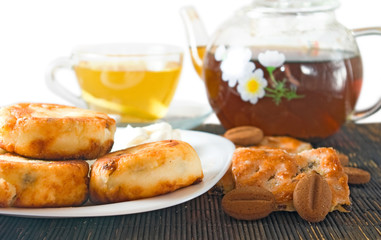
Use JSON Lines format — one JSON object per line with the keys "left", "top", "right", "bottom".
{"left": 180, "top": 6, "right": 209, "bottom": 78}
{"left": 350, "top": 27, "right": 381, "bottom": 121}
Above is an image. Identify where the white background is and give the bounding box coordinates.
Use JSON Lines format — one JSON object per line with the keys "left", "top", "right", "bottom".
{"left": 0, "top": 0, "right": 380, "bottom": 124}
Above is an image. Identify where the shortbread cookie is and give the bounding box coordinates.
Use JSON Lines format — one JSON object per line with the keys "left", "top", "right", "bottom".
{"left": 344, "top": 167, "right": 371, "bottom": 184}
{"left": 224, "top": 126, "right": 264, "bottom": 146}
{"left": 222, "top": 186, "right": 275, "bottom": 220}
{"left": 293, "top": 172, "right": 332, "bottom": 222}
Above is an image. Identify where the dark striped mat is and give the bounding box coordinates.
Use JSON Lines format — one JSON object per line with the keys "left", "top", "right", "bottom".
{"left": 1, "top": 123, "right": 380, "bottom": 240}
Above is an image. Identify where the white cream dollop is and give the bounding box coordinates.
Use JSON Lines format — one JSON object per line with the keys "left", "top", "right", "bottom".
{"left": 123, "top": 122, "right": 181, "bottom": 147}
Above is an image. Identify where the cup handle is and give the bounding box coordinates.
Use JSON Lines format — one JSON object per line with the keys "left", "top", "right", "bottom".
{"left": 350, "top": 27, "right": 381, "bottom": 121}
{"left": 45, "top": 57, "right": 87, "bottom": 109}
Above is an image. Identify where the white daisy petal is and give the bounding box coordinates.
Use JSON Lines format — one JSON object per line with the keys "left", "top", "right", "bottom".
{"left": 243, "top": 48, "right": 252, "bottom": 62}
{"left": 253, "top": 68, "right": 264, "bottom": 78}
{"left": 241, "top": 93, "right": 250, "bottom": 102}
{"left": 250, "top": 97, "right": 259, "bottom": 104}
{"left": 244, "top": 61, "right": 256, "bottom": 73}
{"left": 215, "top": 45, "right": 226, "bottom": 61}
{"left": 258, "top": 89, "right": 265, "bottom": 98}
{"left": 221, "top": 72, "right": 229, "bottom": 82}
{"left": 228, "top": 79, "right": 238, "bottom": 87}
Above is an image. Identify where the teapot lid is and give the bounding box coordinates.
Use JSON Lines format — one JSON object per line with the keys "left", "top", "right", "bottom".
{"left": 250, "top": 0, "right": 340, "bottom": 13}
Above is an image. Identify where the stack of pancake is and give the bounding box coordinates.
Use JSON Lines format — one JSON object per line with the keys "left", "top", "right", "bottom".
{"left": 0, "top": 103, "right": 203, "bottom": 208}
{"left": 0, "top": 103, "right": 116, "bottom": 207}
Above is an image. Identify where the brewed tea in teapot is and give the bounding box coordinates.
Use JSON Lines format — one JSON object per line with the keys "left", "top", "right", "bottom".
{"left": 181, "top": 0, "right": 381, "bottom": 139}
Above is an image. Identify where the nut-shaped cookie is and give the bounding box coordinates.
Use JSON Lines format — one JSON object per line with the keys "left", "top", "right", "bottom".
{"left": 222, "top": 186, "right": 275, "bottom": 220}
{"left": 293, "top": 172, "right": 332, "bottom": 222}
{"left": 224, "top": 126, "right": 264, "bottom": 146}
{"left": 344, "top": 167, "right": 371, "bottom": 184}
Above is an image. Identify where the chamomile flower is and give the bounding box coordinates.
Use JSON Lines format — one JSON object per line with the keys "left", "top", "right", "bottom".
{"left": 237, "top": 69, "right": 267, "bottom": 104}
{"left": 258, "top": 50, "right": 286, "bottom": 68}
{"left": 216, "top": 46, "right": 255, "bottom": 87}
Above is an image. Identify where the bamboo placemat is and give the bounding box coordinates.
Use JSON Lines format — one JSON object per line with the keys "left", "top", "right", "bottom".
{"left": 0, "top": 123, "right": 380, "bottom": 240}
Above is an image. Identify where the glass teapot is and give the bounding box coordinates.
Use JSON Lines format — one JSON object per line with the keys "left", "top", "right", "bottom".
{"left": 181, "top": 0, "right": 381, "bottom": 140}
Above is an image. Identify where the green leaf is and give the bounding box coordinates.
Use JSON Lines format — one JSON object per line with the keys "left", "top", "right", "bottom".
{"left": 264, "top": 79, "right": 304, "bottom": 105}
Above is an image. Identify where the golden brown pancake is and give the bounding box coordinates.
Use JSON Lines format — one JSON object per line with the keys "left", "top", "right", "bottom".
{"left": 0, "top": 103, "right": 116, "bottom": 160}
{"left": 0, "top": 153, "right": 89, "bottom": 208}
{"left": 89, "top": 140, "right": 203, "bottom": 204}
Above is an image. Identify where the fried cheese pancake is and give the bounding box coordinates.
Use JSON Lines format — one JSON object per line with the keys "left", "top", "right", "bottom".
{"left": 0, "top": 103, "right": 116, "bottom": 160}
{"left": 0, "top": 153, "right": 89, "bottom": 208}
{"left": 90, "top": 140, "right": 203, "bottom": 204}
{"left": 231, "top": 147, "right": 350, "bottom": 212}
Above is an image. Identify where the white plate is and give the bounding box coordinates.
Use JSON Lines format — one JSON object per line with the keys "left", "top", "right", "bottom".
{"left": 0, "top": 129, "right": 235, "bottom": 218}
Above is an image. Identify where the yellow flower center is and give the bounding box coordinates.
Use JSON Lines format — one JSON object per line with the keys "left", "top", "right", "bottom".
{"left": 246, "top": 78, "right": 260, "bottom": 93}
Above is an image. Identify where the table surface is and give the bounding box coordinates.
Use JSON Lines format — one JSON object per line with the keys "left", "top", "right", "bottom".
{"left": 1, "top": 123, "right": 381, "bottom": 240}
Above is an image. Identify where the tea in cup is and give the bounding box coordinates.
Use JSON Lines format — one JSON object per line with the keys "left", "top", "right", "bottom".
{"left": 46, "top": 43, "right": 183, "bottom": 123}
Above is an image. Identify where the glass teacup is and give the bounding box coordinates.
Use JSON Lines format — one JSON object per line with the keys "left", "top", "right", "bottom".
{"left": 46, "top": 43, "right": 183, "bottom": 124}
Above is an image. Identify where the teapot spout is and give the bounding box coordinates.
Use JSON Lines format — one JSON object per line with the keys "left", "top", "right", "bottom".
{"left": 180, "top": 6, "right": 209, "bottom": 78}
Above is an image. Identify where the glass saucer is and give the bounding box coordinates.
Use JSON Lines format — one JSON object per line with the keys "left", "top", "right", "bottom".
{"left": 115, "top": 100, "right": 213, "bottom": 130}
